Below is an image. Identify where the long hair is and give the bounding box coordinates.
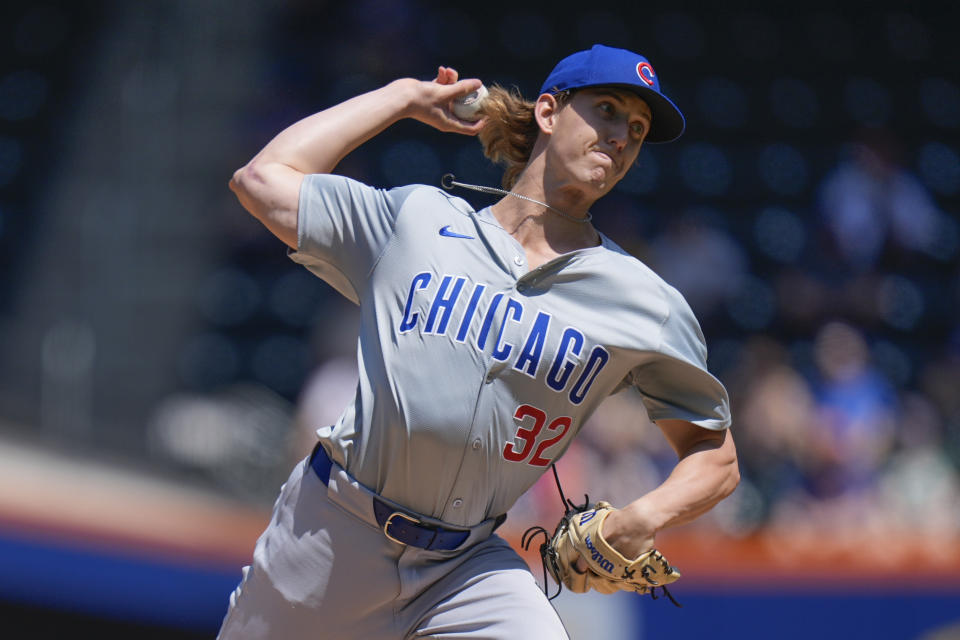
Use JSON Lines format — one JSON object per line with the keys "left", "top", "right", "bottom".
{"left": 476, "top": 85, "right": 571, "bottom": 190}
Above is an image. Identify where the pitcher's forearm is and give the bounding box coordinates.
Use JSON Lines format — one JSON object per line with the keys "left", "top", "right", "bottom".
{"left": 627, "top": 435, "right": 739, "bottom": 531}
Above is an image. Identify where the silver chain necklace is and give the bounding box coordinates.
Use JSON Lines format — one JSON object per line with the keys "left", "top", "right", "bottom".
{"left": 441, "top": 174, "right": 593, "bottom": 224}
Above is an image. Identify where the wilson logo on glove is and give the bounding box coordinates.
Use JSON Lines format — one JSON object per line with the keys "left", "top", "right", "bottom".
{"left": 583, "top": 534, "right": 614, "bottom": 573}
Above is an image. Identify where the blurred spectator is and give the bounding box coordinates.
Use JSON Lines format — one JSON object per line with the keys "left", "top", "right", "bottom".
{"left": 290, "top": 354, "right": 359, "bottom": 464}
{"left": 918, "top": 327, "right": 960, "bottom": 466}
{"left": 878, "top": 391, "right": 960, "bottom": 546}
{"left": 288, "top": 297, "right": 361, "bottom": 464}
{"left": 725, "top": 336, "right": 818, "bottom": 519}
{"left": 805, "top": 320, "right": 897, "bottom": 498}
{"left": 648, "top": 207, "right": 748, "bottom": 319}
{"left": 817, "top": 127, "right": 944, "bottom": 272}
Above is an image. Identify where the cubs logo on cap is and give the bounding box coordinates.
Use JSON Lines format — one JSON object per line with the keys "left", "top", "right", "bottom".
{"left": 539, "top": 44, "right": 685, "bottom": 143}
{"left": 636, "top": 62, "right": 656, "bottom": 87}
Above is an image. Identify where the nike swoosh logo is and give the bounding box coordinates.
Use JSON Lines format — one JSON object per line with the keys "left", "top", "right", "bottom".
{"left": 439, "top": 225, "right": 474, "bottom": 239}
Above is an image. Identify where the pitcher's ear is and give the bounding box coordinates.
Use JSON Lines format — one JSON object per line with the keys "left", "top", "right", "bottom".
{"left": 534, "top": 93, "right": 562, "bottom": 135}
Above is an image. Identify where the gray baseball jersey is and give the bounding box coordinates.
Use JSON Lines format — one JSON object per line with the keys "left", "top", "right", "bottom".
{"left": 288, "top": 173, "right": 731, "bottom": 527}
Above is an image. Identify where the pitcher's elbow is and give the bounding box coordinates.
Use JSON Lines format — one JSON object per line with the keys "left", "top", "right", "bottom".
{"left": 228, "top": 167, "right": 242, "bottom": 193}
{"left": 228, "top": 163, "right": 268, "bottom": 219}
{"left": 727, "top": 464, "right": 741, "bottom": 496}
{"left": 720, "top": 435, "right": 741, "bottom": 498}
{"left": 230, "top": 163, "right": 257, "bottom": 195}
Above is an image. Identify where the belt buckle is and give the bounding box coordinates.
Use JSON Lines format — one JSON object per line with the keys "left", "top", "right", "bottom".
{"left": 383, "top": 511, "right": 422, "bottom": 546}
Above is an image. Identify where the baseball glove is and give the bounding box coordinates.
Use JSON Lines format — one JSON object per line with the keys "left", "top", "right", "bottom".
{"left": 523, "top": 498, "right": 682, "bottom": 605}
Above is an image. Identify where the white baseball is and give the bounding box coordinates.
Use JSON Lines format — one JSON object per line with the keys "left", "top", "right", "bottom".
{"left": 452, "top": 84, "right": 488, "bottom": 121}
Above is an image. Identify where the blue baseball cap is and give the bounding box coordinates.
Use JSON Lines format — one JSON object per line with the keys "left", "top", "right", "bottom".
{"left": 539, "top": 44, "right": 685, "bottom": 143}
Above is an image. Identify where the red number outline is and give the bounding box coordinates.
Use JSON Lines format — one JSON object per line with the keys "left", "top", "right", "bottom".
{"left": 502, "top": 404, "right": 546, "bottom": 462}
{"left": 529, "top": 416, "right": 572, "bottom": 467}
{"left": 503, "top": 404, "right": 572, "bottom": 467}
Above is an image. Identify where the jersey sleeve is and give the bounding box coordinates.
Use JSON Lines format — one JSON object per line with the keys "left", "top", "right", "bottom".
{"left": 286, "top": 174, "right": 417, "bottom": 304}
{"left": 628, "top": 286, "right": 732, "bottom": 431}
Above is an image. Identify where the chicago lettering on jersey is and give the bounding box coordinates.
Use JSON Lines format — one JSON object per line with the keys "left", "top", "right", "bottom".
{"left": 398, "top": 272, "right": 609, "bottom": 405}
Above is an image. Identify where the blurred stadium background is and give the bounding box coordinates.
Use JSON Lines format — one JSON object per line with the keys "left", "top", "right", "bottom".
{"left": 1, "top": 1, "right": 958, "bottom": 638}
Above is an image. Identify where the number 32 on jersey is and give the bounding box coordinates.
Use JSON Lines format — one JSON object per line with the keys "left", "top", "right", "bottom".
{"left": 503, "top": 404, "right": 572, "bottom": 467}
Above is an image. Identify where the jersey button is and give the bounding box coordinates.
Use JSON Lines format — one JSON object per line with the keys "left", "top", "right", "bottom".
{"left": 472, "top": 438, "right": 481, "bottom": 450}
{"left": 452, "top": 498, "right": 463, "bottom": 508}
{"left": 513, "top": 255, "right": 524, "bottom": 266}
